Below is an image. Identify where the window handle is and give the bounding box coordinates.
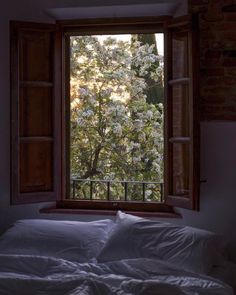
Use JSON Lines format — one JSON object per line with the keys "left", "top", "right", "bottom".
{"left": 200, "top": 179, "right": 207, "bottom": 183}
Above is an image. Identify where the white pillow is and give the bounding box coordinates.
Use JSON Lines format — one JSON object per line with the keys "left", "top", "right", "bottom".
{"left": 0, "top": 219, "right": 114, "bottom": 262}
{"left": 97, "top": 211, "right": 225, "bottom": 274}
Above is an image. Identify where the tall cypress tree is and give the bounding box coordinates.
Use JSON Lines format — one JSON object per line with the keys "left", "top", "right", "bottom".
{"left": 131, "top": 34, "right": 164, "bottom": 104}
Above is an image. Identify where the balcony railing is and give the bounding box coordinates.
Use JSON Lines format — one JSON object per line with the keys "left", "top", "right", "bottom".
{"left": 70, "top": 178, "right": 164, "bottom": 203}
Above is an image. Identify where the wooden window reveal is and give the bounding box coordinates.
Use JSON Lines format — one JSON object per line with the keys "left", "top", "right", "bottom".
{"left": 11, "top": 21, "right": 62, "bottom": 204}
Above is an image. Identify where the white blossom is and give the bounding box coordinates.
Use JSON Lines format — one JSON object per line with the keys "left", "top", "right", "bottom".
{"left": 154, "top": 138, "right": 162, "bottom": 146}
{"left": 130, "top": 142, "right": 140, "bottom": 149}
{"left": 133, "top": 156, "right": 141, "bottom": 163}
{"left": 78, "top": 87, "right": 89, "bottom": 97}
{"left": 81, "top": 110, "right": 94, "bottom": 118}
{"left": 153, "top": 122, "right": 161, "bottom": 128}
{"left": 77, "top": 118, "right": 86, "bottom": 127}
{"left": 146, "top": 110, "right": 153, "bottom": 120}
{"left": 104, "top": 173, "right": 115, "bottom": 180}
{"left": 112, "top": 123, "right": 122, "bottom": 136}
{"left": 102, "top": 88, "right": 113, "bottom": 97}
{"left": 138, "top": 132, "right": 146, "bottom": 142}
{"left": 152, "top": 162, "right": 160, "bottom": 169}
{"left": 87, "top": 96, "right": 96, "bottom": 105}
{"left": 133, "top": 119, "right": 143, "bottom": 131}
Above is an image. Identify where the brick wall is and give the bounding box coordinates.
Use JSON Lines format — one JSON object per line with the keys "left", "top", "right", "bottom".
{"left": 190, "top": 0, "right": 236, "bottom": 120}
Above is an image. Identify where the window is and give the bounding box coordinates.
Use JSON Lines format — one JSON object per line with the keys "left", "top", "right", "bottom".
{"left": 10, "top": 16, "right": 199, "bottom": 212}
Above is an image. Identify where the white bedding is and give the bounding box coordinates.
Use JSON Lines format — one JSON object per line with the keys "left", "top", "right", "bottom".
{"left": 0, "top": 219, "right": 114, "bottom": 262}
{"left": 0, "top": 254, "right": 233, "bottom": 295}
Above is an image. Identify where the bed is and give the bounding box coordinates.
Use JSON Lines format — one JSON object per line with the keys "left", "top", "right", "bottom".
{"left": 0, "top": 211, "right": 235, "bottom": 295}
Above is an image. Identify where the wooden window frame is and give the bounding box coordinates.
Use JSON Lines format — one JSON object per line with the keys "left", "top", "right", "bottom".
{"left": 60, "top": 17, "right": 172, "bottom": 213}
{"left": 10, "top": 15, "right": 199, "bottom": 213}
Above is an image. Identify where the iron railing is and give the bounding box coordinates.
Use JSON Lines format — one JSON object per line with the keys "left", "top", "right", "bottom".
{"left": 70, "top": 178, "right": 164, "bottom": 203}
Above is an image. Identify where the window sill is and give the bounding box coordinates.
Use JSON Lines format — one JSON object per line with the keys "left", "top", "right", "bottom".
{"left": 40, "top": 200, "right": 181, "bottom": 219}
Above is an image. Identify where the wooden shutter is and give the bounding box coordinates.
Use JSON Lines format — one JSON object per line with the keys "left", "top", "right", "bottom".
{"left": 10, "top": 21, "right": 62, "bottom": 204}
{"left": 164, "top": 14, "right": 200, "bottom": 210}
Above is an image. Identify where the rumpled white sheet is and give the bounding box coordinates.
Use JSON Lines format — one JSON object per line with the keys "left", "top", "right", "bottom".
{"left": 0, "top": 254, "right": 233, "bottom": 295}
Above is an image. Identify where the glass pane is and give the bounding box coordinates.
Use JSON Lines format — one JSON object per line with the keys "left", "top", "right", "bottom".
{"left": 172, "top": 32, "right": 188, "bottom": 79}
{"left": 172, "top": 84, "right": 189, "bottom": 137}
{"left": 172, "top": 143, "right": 189, "bottom": 196}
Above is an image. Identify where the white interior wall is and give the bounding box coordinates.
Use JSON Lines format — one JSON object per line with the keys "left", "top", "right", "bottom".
{"left": 181, "top": 122, "right": 236, "bottom": 261}
{"left": 1, "top": 0, "right": 236, "bottom": 260}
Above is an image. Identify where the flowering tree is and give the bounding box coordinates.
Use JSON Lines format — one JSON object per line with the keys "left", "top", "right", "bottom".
{"left": 70, "top": 35, "right": 164, "bottom": 201}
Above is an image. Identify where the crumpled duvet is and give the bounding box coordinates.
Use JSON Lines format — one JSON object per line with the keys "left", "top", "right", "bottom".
{"left": 0, "top": 254, "right": 233, "bottom": 295}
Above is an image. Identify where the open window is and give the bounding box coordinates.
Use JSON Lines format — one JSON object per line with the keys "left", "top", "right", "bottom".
{"left": 10, "top": 16, "right": 199, "bottom": 212}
